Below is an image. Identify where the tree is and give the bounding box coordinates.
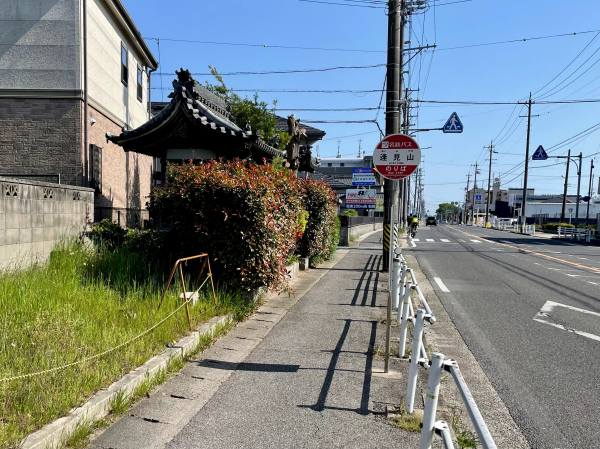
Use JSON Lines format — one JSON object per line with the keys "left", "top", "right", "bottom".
{"left": 436, "top": 203, "right": 459, "bottom": 216}
{"left": 205, "top": 66, "right": 291, "bottom": 148}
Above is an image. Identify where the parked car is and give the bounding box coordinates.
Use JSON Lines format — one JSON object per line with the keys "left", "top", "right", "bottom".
{"left": 426, "top": 216, "right": 437, "bottom": 226}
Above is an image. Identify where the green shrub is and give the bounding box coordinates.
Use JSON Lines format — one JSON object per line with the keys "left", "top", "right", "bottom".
{"left": 86, "top": 219, "right": 126, "bottom": 250}
{"left": 339, "top": 209, "right": 358, "bottom": 217}
{"left": 148, "top": 159, "right": 305, "bottom": 292}
{"left": 327, "top": 216, "right": 341, "bottom": 260}
{"left": 544, "top": 222, "right": 575, "bottom": 231}
{"left": 296, "top": 179, "right": 338, "bottom": 265}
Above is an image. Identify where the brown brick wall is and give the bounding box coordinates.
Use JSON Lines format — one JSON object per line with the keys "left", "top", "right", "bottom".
{"left": 0, "top": 98, "right": 82, "bottom": 186}
{"left": 87, "top": 105, "right": 154, "bottom": 227}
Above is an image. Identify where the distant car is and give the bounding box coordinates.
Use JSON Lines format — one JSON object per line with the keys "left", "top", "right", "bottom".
{"left": 426, "top": 216, "right": 437, "bottom": 226}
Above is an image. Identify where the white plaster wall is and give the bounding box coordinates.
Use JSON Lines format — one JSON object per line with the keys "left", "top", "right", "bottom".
{"left": 86, "top": 0, "right": 148, "bottom": 128}
{"left": 0, "top": 0, "right": 80, "bottom": 89}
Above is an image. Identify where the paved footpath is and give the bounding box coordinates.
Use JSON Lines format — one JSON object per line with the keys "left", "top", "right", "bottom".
{"left": 90, "top": 233, "right": 419, "bottom": 449}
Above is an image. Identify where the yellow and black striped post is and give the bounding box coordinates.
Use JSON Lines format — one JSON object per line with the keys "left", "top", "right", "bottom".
{"left": 383, "top": 224, "right": 392, "bottom": 252}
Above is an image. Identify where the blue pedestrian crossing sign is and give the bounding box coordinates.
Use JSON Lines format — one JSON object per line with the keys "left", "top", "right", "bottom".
{"left": 443, "top": 112, "right": 463, "bottom": 133}
{"left": 532, "top": 145, "right": 548, "bottom": 161}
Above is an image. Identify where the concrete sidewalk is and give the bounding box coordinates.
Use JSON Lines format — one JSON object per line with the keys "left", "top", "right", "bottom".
{"left": 90, "top": 232, "right": 420, "bottom": 449}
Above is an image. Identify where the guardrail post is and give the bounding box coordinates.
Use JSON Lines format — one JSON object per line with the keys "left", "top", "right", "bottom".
{"left": 399, "top": 261, "right": 407, "bottom": 300}
{"left": 418, "top": 352, "right": 445, "bottom": 449}
{"left": 398, "top": 281, "right": 412, "bottom": 357}
{"left": 392, "top": 258, "right": 401, "bottom": 309}
{"left": 406, "top": 309, "right": 426, "bottom": 413}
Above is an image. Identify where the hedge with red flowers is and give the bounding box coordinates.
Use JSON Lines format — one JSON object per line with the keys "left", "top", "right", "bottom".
{"left": 148, "top": 160, "right": 306, "bottom": 291}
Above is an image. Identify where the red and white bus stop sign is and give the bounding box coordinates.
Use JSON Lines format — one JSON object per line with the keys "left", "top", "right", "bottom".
{"left": 373, "top": 134, "right": 421, "bottom": 180}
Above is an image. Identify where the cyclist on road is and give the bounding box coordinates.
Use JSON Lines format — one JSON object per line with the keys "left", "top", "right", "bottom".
{"left": 410, "top": 214, "right": 419, "bottom": 235}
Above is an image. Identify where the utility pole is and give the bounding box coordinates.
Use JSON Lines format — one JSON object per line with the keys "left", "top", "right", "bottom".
{"left": 586, "top": 159, "right": 595, "bottom": 227}
{"left": 521, "top": 93, "right": 533, "bottom": 233}
{"left": 471, "top": 162, "right": 478, "bottom": 225}
{"left": 575, "top": 152, "right": 582, "bottom": 227}
{"left": 382, "top": 0, "right": 403, "bottom": 270}
{"left": 484, "top": 141, "right": 494, "bottom": 226}
{"left": 357, "top": 137, "right": 362, "bottom": 158}
{"left": 561, "top": 149, "right": 571, "bottom": 222}
{"left": 465, "top": 172, "right": 471, "bottom": 224}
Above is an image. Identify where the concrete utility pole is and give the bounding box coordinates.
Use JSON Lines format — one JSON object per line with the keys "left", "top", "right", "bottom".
{"left": 521, "top": 93, "right": 533, "bottom": 232}
{"left": 561, "top": 149, "right": 571, "bottom": 222}
{"left": 575, "top": 152, "right": 582, "bottom": 227}
{"left": 465, "top": 172, "right": 471, "bottom": 224}
{"left": 471, "top": 162, "right": 478, "bottom": 224}
{"left": 382, "top": 0, "right": 404, "bottom": 270}
{"left": 586, "top": 159, "right": 595, "bottom": 227}
{"left": 484, "top": 141, "right": 494, "bottom": 226}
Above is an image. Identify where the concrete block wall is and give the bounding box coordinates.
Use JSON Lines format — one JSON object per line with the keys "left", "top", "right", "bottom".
{"left": 0, "top": 176, "right": 94, "bottom": 270}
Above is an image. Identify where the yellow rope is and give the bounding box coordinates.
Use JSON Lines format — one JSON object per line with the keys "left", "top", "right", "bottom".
{"left": 0, "top": 276, "right": 213, "bottom": 383}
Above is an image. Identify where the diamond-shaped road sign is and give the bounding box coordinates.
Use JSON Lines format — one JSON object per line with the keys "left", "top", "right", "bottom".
{"left": 443, "top": 112, "right": 463, "bottom": 133}
{"left": 532, "top": 145, "right": 548, "bottom": 160}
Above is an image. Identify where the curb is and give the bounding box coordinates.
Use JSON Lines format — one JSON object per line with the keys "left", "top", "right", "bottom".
{"left": 22, "top": 315, "right": 234, "bottom": 449}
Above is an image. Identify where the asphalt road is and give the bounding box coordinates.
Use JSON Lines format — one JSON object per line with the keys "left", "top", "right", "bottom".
{"left": 406, "top": 224, "right": 600, "bottom": 449}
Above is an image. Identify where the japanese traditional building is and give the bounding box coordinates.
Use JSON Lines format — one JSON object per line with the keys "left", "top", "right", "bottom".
{"left": 107, "top": 69, "right": 322, "bottom": 177}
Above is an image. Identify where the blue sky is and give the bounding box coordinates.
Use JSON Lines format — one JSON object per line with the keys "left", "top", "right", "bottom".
{"left": 123, "top": 0, "right": 600, "bottom": 213}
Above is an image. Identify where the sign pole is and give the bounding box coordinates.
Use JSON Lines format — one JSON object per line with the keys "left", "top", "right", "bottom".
{"left": 385, "top": 205, "right": 394, "bottom": 373}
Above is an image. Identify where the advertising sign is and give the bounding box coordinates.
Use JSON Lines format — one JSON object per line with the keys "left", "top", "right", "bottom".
{"left": 352, "top": 168, "right": 376, "bottom": 186}
{"left": 373, "top": 134, "right": 421, "bottom": 180}
{"left": 345, "top": 189, "right": 376, "bottom": 210}
{"left": 375, "top": 197, "right": 384, "bottom": 212}
{"left": 508, "top": 194, "right": 515, "bottom": 207}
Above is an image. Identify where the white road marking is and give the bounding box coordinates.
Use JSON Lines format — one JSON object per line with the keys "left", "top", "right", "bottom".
{"left": 470, "top": 239, "right": 481, "bottom": 243}
{"left": 499, "top": 240, "right": 514, "bottom": 244}
{"left": 413, "top": 239, "right": 420, "bottom": 242}
{"left": 440, "top": 239, "right": 450, "bottom": 242}
{"left": 579, "top": 258, "right": 589, "bottom": 260}
{"left": 410, "top": 239, "right": 416, "bottom": 247}
{"left": 426, "top": 239, "right": 434, "bottom": 242}
{"left": 434, "top": 277, "right": 450, "bottom": 292}
{"left": 458, "top": 239, "right": 466, "bottom": 242}
{"left": 534, "top": 300, "right": 600, "bottom": 343}
{"left": 566, "top": 274, "right": 581, "bottom": 277}
{"left": 551, "top": 251, "right": 562, "bottom": 254}
{"left": 590, "top": 282, "right": 598, "bottom": 285}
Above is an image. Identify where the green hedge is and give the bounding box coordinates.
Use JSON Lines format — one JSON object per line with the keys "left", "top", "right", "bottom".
{"left": 544, "top": 222, "right": 575, "bottom": 231}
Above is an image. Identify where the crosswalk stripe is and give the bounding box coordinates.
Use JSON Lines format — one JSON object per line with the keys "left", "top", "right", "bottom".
{"left": 440, "top": 239, "right": 450, "bottom": 242}
{"left": 426, "top": 239, "right": 434, "bottom": 242}
{"left": 470, "top": 239, "right": 481, "bottom": 243}
{"left": 413, "top": 239, "right": 420, "bottom": 241}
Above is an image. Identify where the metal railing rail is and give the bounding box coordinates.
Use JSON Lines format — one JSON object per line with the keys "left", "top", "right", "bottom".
{"left": 394, "top": 240, "right": 497, "bottom": 449}
{"left": 557, "top": 226, "right": 592, "bottom": 241}
{"left": 419, "top": 354, "right": 498, "bottom": 449}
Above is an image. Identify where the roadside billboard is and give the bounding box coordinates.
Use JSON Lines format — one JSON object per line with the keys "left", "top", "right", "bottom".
{"left": 345, "top": 189, "right": 376, "bottom": 210}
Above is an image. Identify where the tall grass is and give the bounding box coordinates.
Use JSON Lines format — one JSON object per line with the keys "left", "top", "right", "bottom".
{"left": 0, "top": 240, "right": 251, "bottom": 448}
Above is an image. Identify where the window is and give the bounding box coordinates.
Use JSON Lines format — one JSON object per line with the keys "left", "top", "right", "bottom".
{"left": 91, "top": 145, "right": 102, "bottom": 194}
{"left": 340, "top": 163, "right": 345, "bottom": 167}
{"left": 137, "top": 66, "right": 143, "bottom": 101}
{"left": 327, "top": 163, "right": 332, "bottom": 167}
{"left": 121, "top": 45, "right": 128, "bottom": 86}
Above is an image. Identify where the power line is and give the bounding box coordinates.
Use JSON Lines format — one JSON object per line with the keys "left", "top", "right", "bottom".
{"left": 155, "top": 63, "right": 386, "bottom": 76}
{"left": 143, "top": 29, "right": 599, "bottom": 55}
{"left": 531, "top": 32, "right": 600, "bottom": 97}
{"left": 435, "top": 30, "right": 600, "bottom": 52}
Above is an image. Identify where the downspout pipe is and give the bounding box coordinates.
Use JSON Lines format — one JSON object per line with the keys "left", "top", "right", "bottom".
{"left": 83, "top": 0, "right": 89, "bottom": 187}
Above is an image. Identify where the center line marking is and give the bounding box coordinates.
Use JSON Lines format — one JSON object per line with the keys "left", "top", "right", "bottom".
{"left": 434, "top": 277, "right": 450, "bottom": 292}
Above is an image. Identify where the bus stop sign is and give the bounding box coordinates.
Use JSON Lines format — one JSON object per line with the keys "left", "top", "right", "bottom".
{"left": 373, "top": 134, "right": 421, "bottom": 180}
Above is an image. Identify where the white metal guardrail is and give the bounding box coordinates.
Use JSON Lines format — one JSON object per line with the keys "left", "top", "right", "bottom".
{"left": 419, "top": 355, "right": 498, "bottom": 449}
{"left": 392, "top": 245, "right": 497, "bottom": 449}
{"left": 557, "top": 226, "right": 592, "bottom": 242}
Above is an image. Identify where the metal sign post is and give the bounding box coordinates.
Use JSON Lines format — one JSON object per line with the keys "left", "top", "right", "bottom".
{"left": 384, "top": 205, "right": 394, "bottom": 373}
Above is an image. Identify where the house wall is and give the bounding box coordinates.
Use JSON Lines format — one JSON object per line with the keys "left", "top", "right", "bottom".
{"left": 0, "top": 176, "right": 94, "bottom": 270}
{"left": 0, "top": 0, "right": 81, "bottom": 91}
{"left": 86, "top": 0, "right": 149, "bottom": 129}
{"left": 0, "top": 98, "right": 82, "bottom": 185}
{"left": 87, "top": 105, "right": 153, "bottom": 226}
